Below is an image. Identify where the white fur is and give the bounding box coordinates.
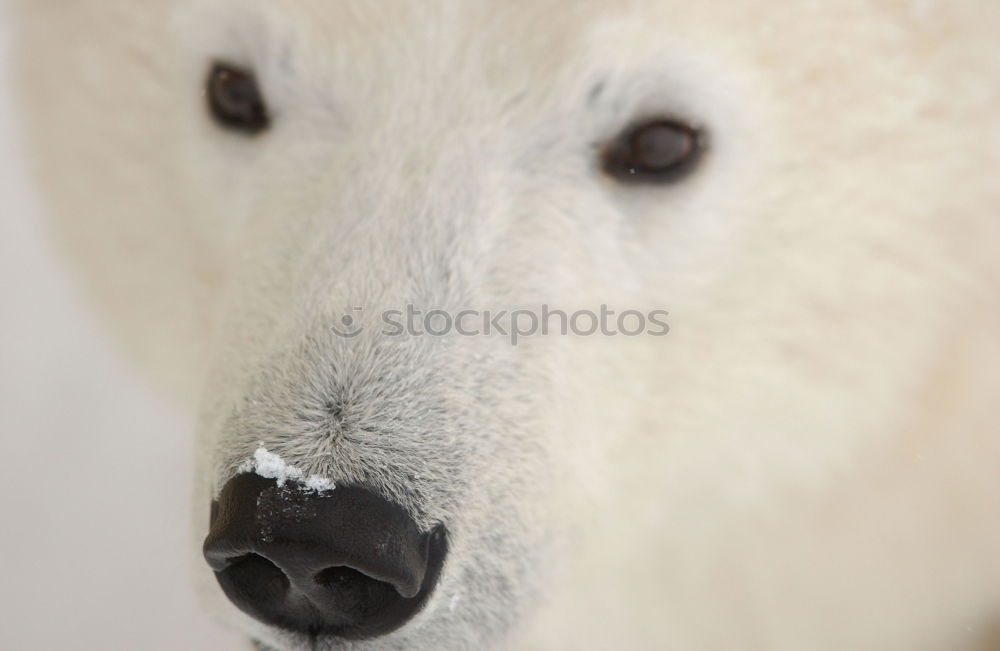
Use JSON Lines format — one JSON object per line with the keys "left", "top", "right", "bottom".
{"left": 11, "top": 0, "right": 1000, "bottom": 649}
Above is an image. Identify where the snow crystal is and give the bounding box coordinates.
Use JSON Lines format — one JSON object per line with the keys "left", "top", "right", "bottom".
{"left": 304, "top": 475, "right": 336, "bottom": 492}
{"left": 239, "top": 446, "right": 335, "bottom": 492}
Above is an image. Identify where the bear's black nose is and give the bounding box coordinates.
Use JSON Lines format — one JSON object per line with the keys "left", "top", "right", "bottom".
{"left": 203, "top": 474, "right": 447, "bottom": 639}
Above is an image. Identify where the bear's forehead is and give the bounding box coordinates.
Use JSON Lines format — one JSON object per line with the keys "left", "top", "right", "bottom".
{"left": 184, "top": 0, "right": 989, "bottom": 116}
{"left": 195, "top": 0, "right": 955, "bottom": 61}
{"left": 188, "top": 0, "right": 611, "bottom": 111}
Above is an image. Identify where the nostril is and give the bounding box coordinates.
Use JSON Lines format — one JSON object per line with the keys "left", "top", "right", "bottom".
{"left": 228, "top": 553, "right": 280, "bottom": 572}
{"left": 315, "top": 566, "right": 399, "bottom": 619}
{"left": 229, "top": 553, "right": 289, "bottom": 594}
{"left": 316, "top": 565, "right": 371, "bottom": 590}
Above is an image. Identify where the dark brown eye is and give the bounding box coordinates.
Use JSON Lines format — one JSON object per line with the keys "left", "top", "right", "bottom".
{"left": 602, "top": 119, "right": 703, "bottom": 183}
{"left": 206, "top": 63, "right": 269, "bottom": 134}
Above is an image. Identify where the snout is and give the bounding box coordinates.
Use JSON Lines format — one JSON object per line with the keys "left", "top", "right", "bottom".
{"left": 203, "top": 474, "right": 447, "bottom": 639}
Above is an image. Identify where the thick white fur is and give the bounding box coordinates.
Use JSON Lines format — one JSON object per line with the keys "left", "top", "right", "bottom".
{"left": 13, "top": 0, "right": 1000, "bottom": 649}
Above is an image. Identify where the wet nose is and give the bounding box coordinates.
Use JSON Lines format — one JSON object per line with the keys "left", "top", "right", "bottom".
{"left": 203, "top": 474, "right": 447, "bottom": 639}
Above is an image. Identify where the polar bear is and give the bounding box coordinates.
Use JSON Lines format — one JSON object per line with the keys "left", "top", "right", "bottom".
{"left": 11, "top": 0, "right": 1000, "bottom": 649}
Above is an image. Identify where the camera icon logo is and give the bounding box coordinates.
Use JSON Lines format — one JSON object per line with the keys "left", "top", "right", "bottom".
{"left": 330, "top": 307, "right": 365, "bottom": 338}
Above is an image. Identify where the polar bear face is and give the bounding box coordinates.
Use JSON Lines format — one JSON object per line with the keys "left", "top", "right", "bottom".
{"left": 14, "top": 0, "right": 1000, "bottom": 649}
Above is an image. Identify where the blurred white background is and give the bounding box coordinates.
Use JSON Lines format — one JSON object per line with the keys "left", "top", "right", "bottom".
{"left": 0, "top": 7, "right": 244, "bottom": 650}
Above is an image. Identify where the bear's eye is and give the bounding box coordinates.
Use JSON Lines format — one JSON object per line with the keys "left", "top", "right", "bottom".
{"left": 206, "top": 63, "right": 270, "bottom": 134}
{"left": 602, "top": 119, "right": 703, "bottom": 184}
